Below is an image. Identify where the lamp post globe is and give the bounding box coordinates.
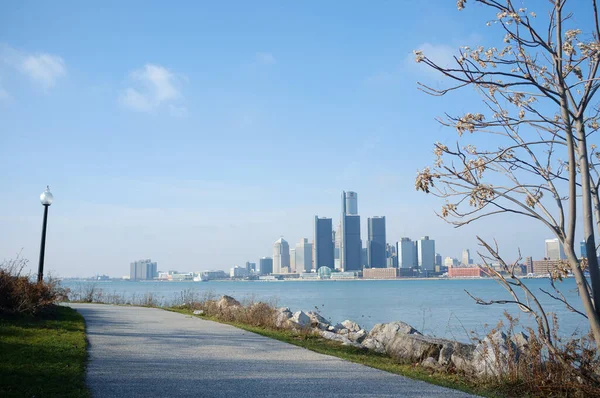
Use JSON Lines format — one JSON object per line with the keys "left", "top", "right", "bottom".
{"left": 38, "top": 186, "right": 53, "bottom": 282}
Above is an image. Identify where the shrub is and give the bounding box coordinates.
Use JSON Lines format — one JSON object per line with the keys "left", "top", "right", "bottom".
{"left": 0, "top": 256, "right": 61, "bottom": 315}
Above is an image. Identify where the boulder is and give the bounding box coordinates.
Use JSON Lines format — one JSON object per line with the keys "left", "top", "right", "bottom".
{"left": 472, "top": 331, "right": 516, "bottom": 377}
{"left": 319, "top": 331, "right": 363, "bottom": 348}
{"left": 217, "top": 295, "right": 241, "bottom": 310}
{"left": 421, "top": 357, "right": 442, "bottom": 371}
{"left": 274, "top": 308, "right": 293, "bottom": 328}
{"left": 193, "top": 310, "right": 204, "bottom": 315}
{"left": 386, "top": 334, "right": 450, "bottom": 363}
{"left": 290, "top": 311, "right": 311, "bottom": 328}
{"left": 306, "top": 311, "right": 329, "bottom": 328}
{"left": 450, "top": 342, "right": 476, "bottom": 374}
{"left": 362, "top": 321, "right": 421, "bottom": 354}
{"left": 511, "top": 331, "right": 530, "bottom": 356}
{"left": 348, "top": 329, "right": 368, "bottom": 343}
{"left": 341, "top": 320, "right": 361, "bottom": 333}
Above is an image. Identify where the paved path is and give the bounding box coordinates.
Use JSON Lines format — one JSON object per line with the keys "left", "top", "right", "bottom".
{"left": 70, "top": 304, "right": 476, "bottom": 398}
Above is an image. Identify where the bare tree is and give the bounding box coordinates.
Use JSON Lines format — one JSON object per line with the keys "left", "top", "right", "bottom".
{"left": 414, "top": 0, "right": 600, "bottom": 347}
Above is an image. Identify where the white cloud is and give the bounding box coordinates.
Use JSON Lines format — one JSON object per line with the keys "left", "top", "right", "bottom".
{"left": 20, "top": 53, "right": 66, "bottom": 89}
{"left": 119, "top": 64, "right": 184, "bottom": 113}
{"left": 255, "top": 52, "right": 276, "bottom": 65}
{"left": 0, "top": 44, "right": 66, "bottom": 90}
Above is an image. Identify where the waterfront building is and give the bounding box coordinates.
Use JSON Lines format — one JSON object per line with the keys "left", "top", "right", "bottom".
{"left": 230, "top": 266, "right": 249, "bottom": 278}
{"left": 273, "top": 238, "right": 290, "bottom": 274}
{"left": 444, "top": 257, "right": 459, "bottom": 267}
{"left": 581, "top": 240, "right": 588, "bottom": 258}
{"left": 367, "top": 216, "right": 386, "bottom": 268}
{"left": 435, "top": 253, "right": 442, "bottom": 268}
{"left": 545, "top": 238, "right": 566, "bottom": 260}
{"left": 314, "top": 216, "right": 334, "bottom": 270}
{"left": 533, "top": 259, "right": 564, "bottom": 275}
{"left": 397, "top": 238, "right": 416, "bottom": 268}
{"left": 524, "top": 257, "right": 533, "bottom": 274}
{"left": 417, "top": 236, "right": 435, "bottom": 271}
{"left": 300, "top": 272, "right": 320, "bottom": 280}
{"left": 290, "top": 248, "right": 296, "bottom": 272}
{"left": 448, "top": 265, "right": 483, "bottom": 278}
{"left": 199, "top": 270, "right": 228, "bottom": 280}
{"left": 295, "top": 238, "right": 313, "bottom": 273}
{"left": 340, "top": 191, "right": 362, "bottom": 271}
{"left": 245, "top": 262, "right": 256, "bottom": 273}
{"left": 129, "top": 259, "right": 158, "bottom": 280}
{"left": 259, "top": 257, "right": 273, "bottom": 275}
{"left": 461, "top": 249, "right": 472, "bottom": 266}
{"left": 363, "top": 267, "right": 399, "bottom": 279}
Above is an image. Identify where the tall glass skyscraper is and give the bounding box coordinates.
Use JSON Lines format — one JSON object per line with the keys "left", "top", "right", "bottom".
{"left": 367, "top": 216, "right": 386, "bottom": 268}
{"left": 340, "top": 191, "right": 362, "bottom": 271}
{"left": 295, "top": 238, "right": 313, "bottom": 273}
{"left": 416, "top": 236, "right": 435, "bottom": 271}
{"left": 259, "top": 257, "right": 273, "bottom": 275}
{"left": 314, "top": 216, "right": 334, "bottom": 270}
{"left": 273, "top": 238, "right": 290, "bottom": 273}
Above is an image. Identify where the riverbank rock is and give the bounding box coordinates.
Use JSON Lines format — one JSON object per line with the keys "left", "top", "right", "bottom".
{"left": 348, "top": 329, "right": 368, "bottom": 343}
{"left": 217, "top": 295, "right": 241, "bottom": 310}
{"left": 274, "top": 307, "right": 292, "bottom": 328}
{"left": 193, "top": 310, "right": 204, "bottom": 315}
{"left": 319, "top": 330, "right": 363, "bottom": 348}
{"left": 341, "top": 320, "right": 361, "bottom": 333}
{"left": 306, "top": 311, "right": 330, "bottom": 329}
{"left": 511, "top": 331, "right": 530, "bottom": 356}
{"left": 472, "top": 331, "right": 516, "bottom": 377}
{"left": 386, "top": 334, "right": 450, "bottom": 364}
{"left": 290, "top": 311, "right": 311, "bottom": 328}
{"left": 362, "top": 321, "right": 422, "bottom": 353}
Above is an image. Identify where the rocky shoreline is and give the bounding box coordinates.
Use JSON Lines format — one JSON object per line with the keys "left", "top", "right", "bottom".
{"left": 204, "top": 295, "right": 529, "bottom": 378}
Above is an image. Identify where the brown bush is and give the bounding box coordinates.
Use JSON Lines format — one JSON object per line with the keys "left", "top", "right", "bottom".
{"left": 0, "top": 256, "right": 61, "bottom": 315}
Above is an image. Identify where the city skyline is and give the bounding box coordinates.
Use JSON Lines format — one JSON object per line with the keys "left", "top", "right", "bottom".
{"left": 1, "top": 1, "right": 576, "bottom": 277}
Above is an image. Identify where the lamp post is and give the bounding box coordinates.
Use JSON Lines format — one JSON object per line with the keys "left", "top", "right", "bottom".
{"left": 38, "top": 186, "right": 53, "bottom": 283}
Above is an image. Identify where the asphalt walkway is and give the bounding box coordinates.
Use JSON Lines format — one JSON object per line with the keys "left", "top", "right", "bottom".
{"left": 70, "top": 304, "right": 476, "bottom": 397}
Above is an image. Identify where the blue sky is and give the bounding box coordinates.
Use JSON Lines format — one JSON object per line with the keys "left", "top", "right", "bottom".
{"left": 0, "top": 1, "right": 576, "bottom": 276}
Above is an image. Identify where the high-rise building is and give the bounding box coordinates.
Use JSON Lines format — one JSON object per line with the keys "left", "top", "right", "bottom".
{"left": 581, "top": 241, "right": 588, "bottom": 259}
{"left": 435, "top": 253, "right": 442, "bottom": 268}
{"left": 362, "top": 247, "right": 368, "bottom": 267}
{"left": 340, "top": 191, "right": 362, "bottom": 271}
{"left": 314, "top": 216, "right": 334, "bottom": 270}
{"left": 344, "top": 191, "right": 358, "bottom": 215}
{"left": 461, "top": 249, "right": 471, "bottom": 266}
{"left": 259, "top": 257, "right": 273, "bottom": 275}
{"left": 295, "top": 238, "right": 313, "bottom": 273}
{"left": 273, "top": 238, "right": 290, "bottom": 274}
{"left": 290, "top": 248, "right": 296, "bottom": 272}
{"left": 417, "top": 236, "right": 435, "bottom": 271}
{"left": 129, "top": 259, "right": 158, "bottom": 280}
{"left": 245, "top": 262, "right": 256, "bottom": 273}
{"left": 545, "top": 238, "right": 566, "bottom": 260}
{"left": 444, "top": 257, "right": 459, "bottom": 267}
{"left": 367, "top": 217, "right": 386, "bottom": 268}
{"left": 334, "top": 222, "right": 342, "bottom": 269}
{"left": 397, "top": 238, "right": 416, "bottom": 268}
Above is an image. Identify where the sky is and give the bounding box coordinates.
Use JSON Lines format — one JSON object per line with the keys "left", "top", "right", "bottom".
{"left": 0, "top": 0, "right": 591, "bottom": 277}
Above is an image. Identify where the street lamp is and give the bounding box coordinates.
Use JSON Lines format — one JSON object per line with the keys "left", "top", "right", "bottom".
{"left": 38, "top": 186, "right": 53, "bottom": 282}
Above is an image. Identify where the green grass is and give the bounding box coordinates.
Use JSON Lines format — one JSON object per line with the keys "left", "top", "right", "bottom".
{"left": 0, "top": 306, "right": 89, "bottom": 398}
{"left": 168, "top": 308, "right": 500, "bottom": 397}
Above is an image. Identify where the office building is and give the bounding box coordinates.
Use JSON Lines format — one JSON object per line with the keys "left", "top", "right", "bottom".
{"left": 290, "top": 248, "right": 296, "bottom": 272}
{"left": 462, "top": 249, "right": 472, "bottom": 266}
{"left": 581, "top": 241, "right": 588, "bottom": 258}
{"left": 435, "top": 253, "right": 442, "bottom": 268}
{"left": 397, "top": 238, "right": 416, "bottom": 268}
{"left": 445, "top": 257, "right": 459, "bottom": 267}
{"left": 545, "top": 238, "right": 566, "bottom": 260}
{"left": 273, "top": 238, "right": 290, "bottom": 274}
{"left": 386, "top": 243, "right": 398, "bottom": 268}
{"left": 259, "top": 257, "right": 273, "bottom": 275}
{"left": 363, "top": 267, "right": 399, "bottom": 279}
{"left": 448, "top": 265, "right": 483, "bottom": 278}
{"left": 340, "top": 191, "right": 362, "bottom": 271}
{"left": 533, "top": 259, "right": 564, "bottom": 275}
{"left": 230, "top": 266, "right": 249, "bottom": 278}
{"left": 417, "top": 236, "right": 436, "bottom": 271}
{"left": 524, "top": 257, "right": 533, "bottom": 274}
{"left": 362, "top": 247, "right": 368, "bottom": 267}
{"left": 129, "top": 259, "right": 158, "bottom": 280}
{"left": 245, "top": 262, "right": 256, "bottom": 273}
{"left": 367, "top": 216, "right": 386, "bottom": 268}
{"left": 295, "top": 238, "right": 313, "bottom": 273}
{"left": 314, "top": 216, "right": 334, "bottom": 269}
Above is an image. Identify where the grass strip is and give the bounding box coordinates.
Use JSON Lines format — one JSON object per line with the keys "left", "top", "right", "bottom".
{"left": 0, "top": 306, "right": 89, "bottom": 398}
{"left": 168, "top": 308, "right": 500, "bottom": 398}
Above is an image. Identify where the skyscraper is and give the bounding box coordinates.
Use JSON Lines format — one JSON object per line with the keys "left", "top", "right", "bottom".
{"left": 314, "top": 216, "right": 334, "bottom": 270}
{"left": 397, "top": 238, "right": 416, "bottom": 268}
{"left": 295, "top": 238, "right": 313, "bottom": 273}
{"left": 461, "top": 249, "right": 471, "bottom": 266}
{"left": 273, "top": 238, "right": 290, "bottom": 274}
{"left": 545, "top": 238, "right": 566, "bottom": 260}
{"left": 290, "top": 248, "right": 296, "bottom": 272}
{"left": 417, "top": 236, "right": 435, "bottom": 271}
{"left": 340, "top": 191, "right": 361, "bottom": 271}
{"left": 259, "top": 257, "right": 273, "bottom": 275}
{"left": 367, "top": 216, "right": 386, "bottom": 268}
{"left": 129, "top": 259, "right": 158, "bottom": 280}
{"left": 581, "top": 241, "right": 588, "bottom": 258}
